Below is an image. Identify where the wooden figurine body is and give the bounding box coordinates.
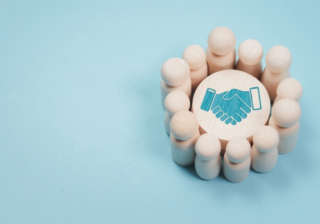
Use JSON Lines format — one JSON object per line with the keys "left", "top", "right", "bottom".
{"left": 223, "top": 137, "right": 251, "bottom": 183}
{"left": 269, "top": 117, "right": 300, "bottom": 154}
{"left": 163, "top": 91, "right": 190, "bottom": 134}
{"left": 206, "top": 27, "right": 236, "bottom": 75}
{"left": 261, "top": 68, "right": 290, "bottom": 102}
{"left": 170, "top": 111, "right": 200, "bottom": 166}
{"left": 236, "top": 39, "right": 263, "bottom": 79}
{"left": 251, "top": 126, "right": 279, "bottom": 173}
{"left": 236, "top": 60, "right": 262, "bottom": 79}
{"left": 160, "top": 77, "right": 191, "bottom": 106}
{"left": 269, "top": 99, "right": 301, "bottom": 154}
{"left": 160, "top": 58, "right": 191, "bottom": 106}
{"left": 183, "top": 45, "right": 208, "bottom": 92}
{"left": 190, "top": 63, "right": 208, "bottom": 92}
{"left": 274, "top": 78, "right": 303, "bottom": 104}
{"left": 261, "top": 45, "right": 292, "bottom": 101}
{"left": 170, "top": 131, "right": 200, "bottom": 166}
{"left": 223, "top": 156, "right": 251, "bottom": 183}
{"left": 206, "top": 49, "right": 236, "bottom": 75}
{"left": 194, "top": 134, "right": 221, "bottom": 180}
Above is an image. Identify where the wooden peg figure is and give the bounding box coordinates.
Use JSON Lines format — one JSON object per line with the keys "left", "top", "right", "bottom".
{"left": 269, "top": 99, "right": 301, "bottom": 154}
{"left": 170, "top": 111, "right": 200, "bottom": 166}
{"left": 206, "top": 27, "right": 236, "bottom": 75}
{"left": 160, "top": 58, "right": 191, "bottom": 106}
{"left": 274, "top": 78, "right": 303, "bottom": 104}
{"left": 223, "top": 137, "right": 251, "bottom": 183}
{"left": 183, "top": 45, "right": 208, "bottom": 92}
{"left": 261, "top": 46, "right": 292, "bottom": 101}
{"left": 251, "top": 126, "right": 279, "bottom": 173}
{"left": 164, "top": 91, "right": 190, "bottom": 134}
{"left": 236, "top": 39, "right": 263, "bottom": 79}
{"left": 195, "top": 134, "right": 221, "bottom": 180}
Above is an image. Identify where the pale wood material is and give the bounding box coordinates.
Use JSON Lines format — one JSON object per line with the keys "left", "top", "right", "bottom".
{"left": 163, "top": 91, "right": 190, "bottom": 134}
{"left": 183, "top": 45, "right": 206, "bottom": 71}
{"left": 225, "top": 137, "right": 251, "bottom": 163}
{"left": 195, "top": 155, "right": 221, "bottom": 180}
{"left": 164, "top": 91, "right": 190, "bottom": 116}
{"left": 260, "top": 67, "right": 290, "bottom": 102}
{"left": 224, "top": 137, "right": 251, "bottom": 183}
{"left": 266, "top": 45, "right": 292, "bottom": 74}
{"left": 274, "top": 78, "right": 303, "bottom": 104}
{"left": 161, "top": 58, "right": 190, "bottom": 87}
{"left": 269, "top": 99, "right": 301, "bottom": 154}
{"left": 197, "top": 126, "right": 228, "bottom": 155}
{"left": 223, "top": 155, "right": 251, "bottom": 183}
{"left": 170, "top": 131, "right": 200, "bottom": 166}
{"left": 236, "top": 39, "right": 263, "bottom": 79}
{"left": 195, "top": 134, "right": 222, "bottom": 180}
{"left": 238, "top": 39, "right": 263, "bottom": 65}
{"left": 269, "top": 116, "right": 300, "bottom": 154}
{"left": 272, "top": 99, "right": 301, "bottom": 128}
{"left": 195, "top": 133, "right": 221, "bottom": 161}
{"left": 251, "top": 126, "right": 279, "bottom": 173}
{"left": 190, "top": 63, "right": 208, "bottom": 92}
{"left": 261, "top": 45, "right": 292, "bottom": 102}
{"left": 160, "top": 77, "right": 191, "bottom": 107}
{"left": 236, "top": 60, "right": 262, "bottom": 79}
{"left": 207, "top": 27, "right": 236, "bottom": 56}
{"left": 251, "top": 145, "right": 278, "bottom": 173}
{"left": 170, "top": 111, "right": 199, "bottom": 141}
{"left": 206, "top": 48, "right": 236, "bottom": 75}
{"left": 193, "top": 70, "right": 270, "bottom": 150}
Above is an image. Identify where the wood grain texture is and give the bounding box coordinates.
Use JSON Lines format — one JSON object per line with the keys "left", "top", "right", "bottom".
{"left": 192, "top": 70, "right": 270, "bottom": 149}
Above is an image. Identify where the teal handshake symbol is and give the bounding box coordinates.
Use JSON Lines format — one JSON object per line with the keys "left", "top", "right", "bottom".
{"left": 200, "top": 87, "right": 262, "bottom": 125}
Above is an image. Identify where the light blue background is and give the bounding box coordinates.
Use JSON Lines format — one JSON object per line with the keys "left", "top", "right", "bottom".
{"left": 0, "top": 0, "right": 319, "bottom": 223}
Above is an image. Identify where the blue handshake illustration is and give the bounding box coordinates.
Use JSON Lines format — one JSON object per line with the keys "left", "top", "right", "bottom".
{"left": 200, "top": 87, "right": 262, "bottom": 125}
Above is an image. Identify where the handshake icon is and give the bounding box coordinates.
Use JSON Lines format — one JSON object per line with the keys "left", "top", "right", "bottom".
{"left": 200, "top": 87, "right": 262, "bottom": 125}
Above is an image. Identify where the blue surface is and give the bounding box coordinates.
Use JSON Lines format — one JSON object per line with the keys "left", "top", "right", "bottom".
{"left": 0, "top": 0, "right": 319, "bottom": 223}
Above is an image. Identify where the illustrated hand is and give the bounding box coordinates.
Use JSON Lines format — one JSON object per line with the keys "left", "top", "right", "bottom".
{"left": 210, "top": 89, "right": 252, "bottom": 125}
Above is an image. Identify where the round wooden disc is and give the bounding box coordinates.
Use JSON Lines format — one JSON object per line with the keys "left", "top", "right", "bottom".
{"left": 192, "top": 70, "right": 270, "bottom": 149}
